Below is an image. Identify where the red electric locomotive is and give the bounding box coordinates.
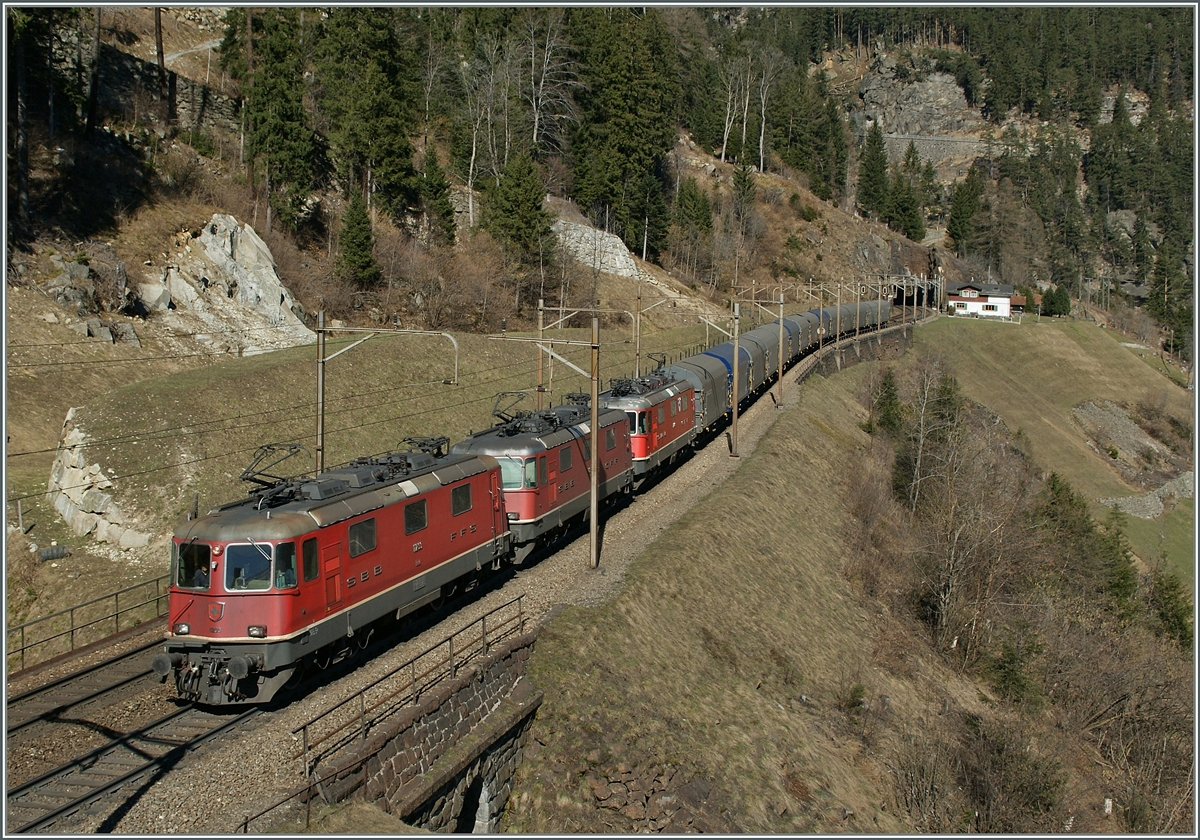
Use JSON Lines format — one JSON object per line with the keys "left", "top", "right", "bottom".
{"left": 600, "top": 364, "right": 696, "bottom": 484}
{"left": 152, "top": 439, "right": 511, "bottom": 705}
{"left": 450, "top": 393, "right": 633, "bottom": 562}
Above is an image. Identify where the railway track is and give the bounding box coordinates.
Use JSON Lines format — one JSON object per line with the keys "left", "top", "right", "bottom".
{"left": 5, "top": 705, "right": 260, "bottom": 834}
{"left": 6, "top": 638, "right": 162, "bottom": 735}
{"left": 3, "top": 563, "right": 512, "bottom": 834}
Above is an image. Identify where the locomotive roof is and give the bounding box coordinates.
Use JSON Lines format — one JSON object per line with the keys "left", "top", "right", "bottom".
{"left": 600, "top": 373, "right": 690, "bottom": 411}
{"left": 174, "top": 449, "right": 497, "bottom": 541}
{"left": 451, "top": 403, "right": 628, "bottom": 457}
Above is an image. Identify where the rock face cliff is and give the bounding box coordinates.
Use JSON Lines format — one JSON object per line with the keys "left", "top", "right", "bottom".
{"left": 853, "top": 70, "right": 987, "bottom": 181}
{"left": 136, "top": 213, "right": 315, "bottom": 355}
{"left": 44, "top": 213, "right": 314, "bottom": 552}
{"left": 48, "top": 408, "right": 152, "bottom": 551}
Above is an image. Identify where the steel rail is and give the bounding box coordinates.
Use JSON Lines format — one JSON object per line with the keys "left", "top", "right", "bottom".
{"left": 6, "top": 706, "right": 260, "bottom": 834}
{"left": 6, "top": 638, "right": 162, "bottom": 733}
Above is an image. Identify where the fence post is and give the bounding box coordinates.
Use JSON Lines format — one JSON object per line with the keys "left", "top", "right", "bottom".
{"left": 449, "top": 636, "right": 455, "bottom": 678}
{"left": 114, "top": 590, "right": 121, "bottom": 634}
{"left": 20, "top": 626, "right": 26, "bottom": 670}
{"left": 359, "top": 692, "right": 366, "bottom": 741}
{"left": 482, "top": 615, "right": 488, "bottom": 654}
{"left": 69, "top": 606, "right": 77, "bottom": 652}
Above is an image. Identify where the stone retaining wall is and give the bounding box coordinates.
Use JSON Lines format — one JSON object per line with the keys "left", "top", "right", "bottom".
{"left": 97, "top": 43, "right": 242, "bottom": 136}
{"left": 46, "top": 408, "right": 151, "bottom": 549}
{"left": 553, "top": 220, "right": 641, "bottom": 279}
{"left": 807, "top": 321, "right": 917, "bottom": 380}
{"left": 316, "top": 632, "right": 542, "bottom": 832}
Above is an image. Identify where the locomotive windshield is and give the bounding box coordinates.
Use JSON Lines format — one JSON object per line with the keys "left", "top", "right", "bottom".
{"left": 176, "top": 541, "right": 212, "bottom": 590}
{"left": 225, "top": 543, "right": 273, "bottom": 590}
{"left": 499, "top": 457, "right": 524, "bottom": 490}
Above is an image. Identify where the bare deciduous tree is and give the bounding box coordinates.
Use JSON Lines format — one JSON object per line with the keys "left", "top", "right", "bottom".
{"left": 756, "top": 46, "right": 789, "bottom": 173}
{"left": 519, "top": 8, "right": 579, "bottom": 155}
{"left": 717, "top": 49, "right": 751, "bottom": 163}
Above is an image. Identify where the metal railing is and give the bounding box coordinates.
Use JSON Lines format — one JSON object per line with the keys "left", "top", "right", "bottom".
{"left": 6, "top": 575, "right": 170, "bottom": 672}
{"left": 294, "top": 596, "right": 526, "bottom": 777}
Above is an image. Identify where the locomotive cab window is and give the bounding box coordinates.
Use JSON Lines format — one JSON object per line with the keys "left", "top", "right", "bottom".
{"left": 302, "top": 538, "right": 319, "bottom": 582}
{"left": 275, "top": 542, "right": 298, "bottom": 589}
{"left": 606, "top": 427, "right": 617, "bottom": 450}
{"left": 451, "top": 483, "right": 472, "bottom": 516}
{"left": 176, "top": 541, "right": 212, "bottom": 590}
{"left": 225, "top": 542, "right": 272, "bottom": 590}
{"left": 559, "top": 446, "right": 572, "bottom": 471}
{"left": 669, "top": 399, "right": 677, "bottom": 418}
{"left": 349, "top": 518, "right": 377, "bottom": 557}
{"left": 405, "top": 500, "right": 427, "bottom": 535}
{"left": 524, "top": 458, "right": 537, "bottom": 488}
{"left": 657, "top": 406, "right": 665, "bottom": 425}
{"left": 636, "top": 412, "right": 648, "bottom": 434}
{"left": 499, "top": 457, "right": 523, "bottom": 490}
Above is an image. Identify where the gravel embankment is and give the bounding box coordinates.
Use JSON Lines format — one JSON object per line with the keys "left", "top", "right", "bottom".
{"left": 27, "top": 363, "right": 815, "bottom": 835}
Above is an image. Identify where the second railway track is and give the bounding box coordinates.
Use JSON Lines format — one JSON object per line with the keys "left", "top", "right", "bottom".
{"left": 5, "top": 705, "right": 260, "bottom": 834}
{"left": 6, "top": 637, "right": 163, "bottom": 735}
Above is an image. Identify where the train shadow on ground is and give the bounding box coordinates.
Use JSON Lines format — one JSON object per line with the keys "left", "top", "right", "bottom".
{"left": 267, "top": 564, "right": 519, "bottom": 711}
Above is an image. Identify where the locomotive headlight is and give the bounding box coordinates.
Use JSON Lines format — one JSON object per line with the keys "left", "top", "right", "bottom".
{"left": 248, "top": 625, "right": 267, "bottom": 638}
{"left": 506, "top": 512, "right": 518, "bottom": 520}
{"left": 173, "top": 623, "right": 191, "bottom": 635}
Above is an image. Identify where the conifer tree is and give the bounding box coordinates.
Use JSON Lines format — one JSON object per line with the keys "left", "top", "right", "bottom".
{"left": 337, "top": 191, "right": 381, "bottom": 289}
{"left": 315, "top": 7, "right": 417, "bottom": 217}
{"left": 569, "top": 8, "right": 679, "bottom": 249}
{"left": 886, "top": 171, "right": 925, "bottom": 242}
{"left": 947, "top": 167, "right": 984, "bottom": 257}
{"left": 420, "top": 151, "right": 456, "bottom": 246}
{"left": 245, "top": 9, "right": 316, "bottom": 230}
{"left": 484, "top": 154, "right": 552, "bottom": 264}
{"left": 872, "top": 367, "right": 904, "bottom": 436}
{"left": 857, "top": 120, "right": 889, "bottom": 219}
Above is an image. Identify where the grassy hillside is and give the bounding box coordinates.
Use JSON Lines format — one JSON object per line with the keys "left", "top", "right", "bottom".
{"left": 504, "top": 366, "right": 989, "bottom": 833}
{"left": 913, "top": 316, "right": 1193, "bottom": 581}
{"left": 9, "top": 312, "right": 760, "bottom": 626}
{"left": 503, "top": 319, "right": 1193, "bottom": 834}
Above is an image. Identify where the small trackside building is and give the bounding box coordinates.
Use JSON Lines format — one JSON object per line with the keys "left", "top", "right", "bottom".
{"left": 945, "top": 282, "right": 1014, "bottom": 318}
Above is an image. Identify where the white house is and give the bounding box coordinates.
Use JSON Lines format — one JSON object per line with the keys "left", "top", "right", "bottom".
{"left": 945, "top": 282, "right": 1014, "bottom": 318}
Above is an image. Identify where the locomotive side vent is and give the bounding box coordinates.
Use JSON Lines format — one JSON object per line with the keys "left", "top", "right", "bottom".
{"left": 301, "top": 478, "right": 350, "bottom": 501}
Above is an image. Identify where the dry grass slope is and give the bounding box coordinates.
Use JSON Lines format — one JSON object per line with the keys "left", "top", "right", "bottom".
{"left": 505, "top": 368, "right": 990, "bottom": 834}
{"left": 914, "top": 317, "right": 1193, "bottom": 579}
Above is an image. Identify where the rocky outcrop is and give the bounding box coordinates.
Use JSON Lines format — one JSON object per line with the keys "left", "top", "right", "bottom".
{"left": 853, "top": 70, "right": 986, "bottom": 180}
{"left": 1099, "top": 472, "right": 1194, "bottom": 520}
{"left": 553, "top": 220, "right": 641, "bottom": 279}
{"left": 137, "top": 213, "right": 315, "bottom": 355}
{"left": 46, "top": 409, "right": 152, "bottom": 549}
{"left": 858, "top": 71, "right": 984, "bottom": 139}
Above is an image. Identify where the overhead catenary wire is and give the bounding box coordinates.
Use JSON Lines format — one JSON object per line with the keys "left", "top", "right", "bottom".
{"left": 5, "top": 332, "right": 710, "bottom": 504}
{"left": 4, "top": 349, "right": 549, "bottom": 458}
{"left": 6, "top": 331, "right": 703, "bottom": 458}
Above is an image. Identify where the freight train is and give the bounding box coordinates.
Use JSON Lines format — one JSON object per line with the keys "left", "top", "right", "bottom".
{"left": 152, "top": 300, "right": 890, "bottom": 704}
